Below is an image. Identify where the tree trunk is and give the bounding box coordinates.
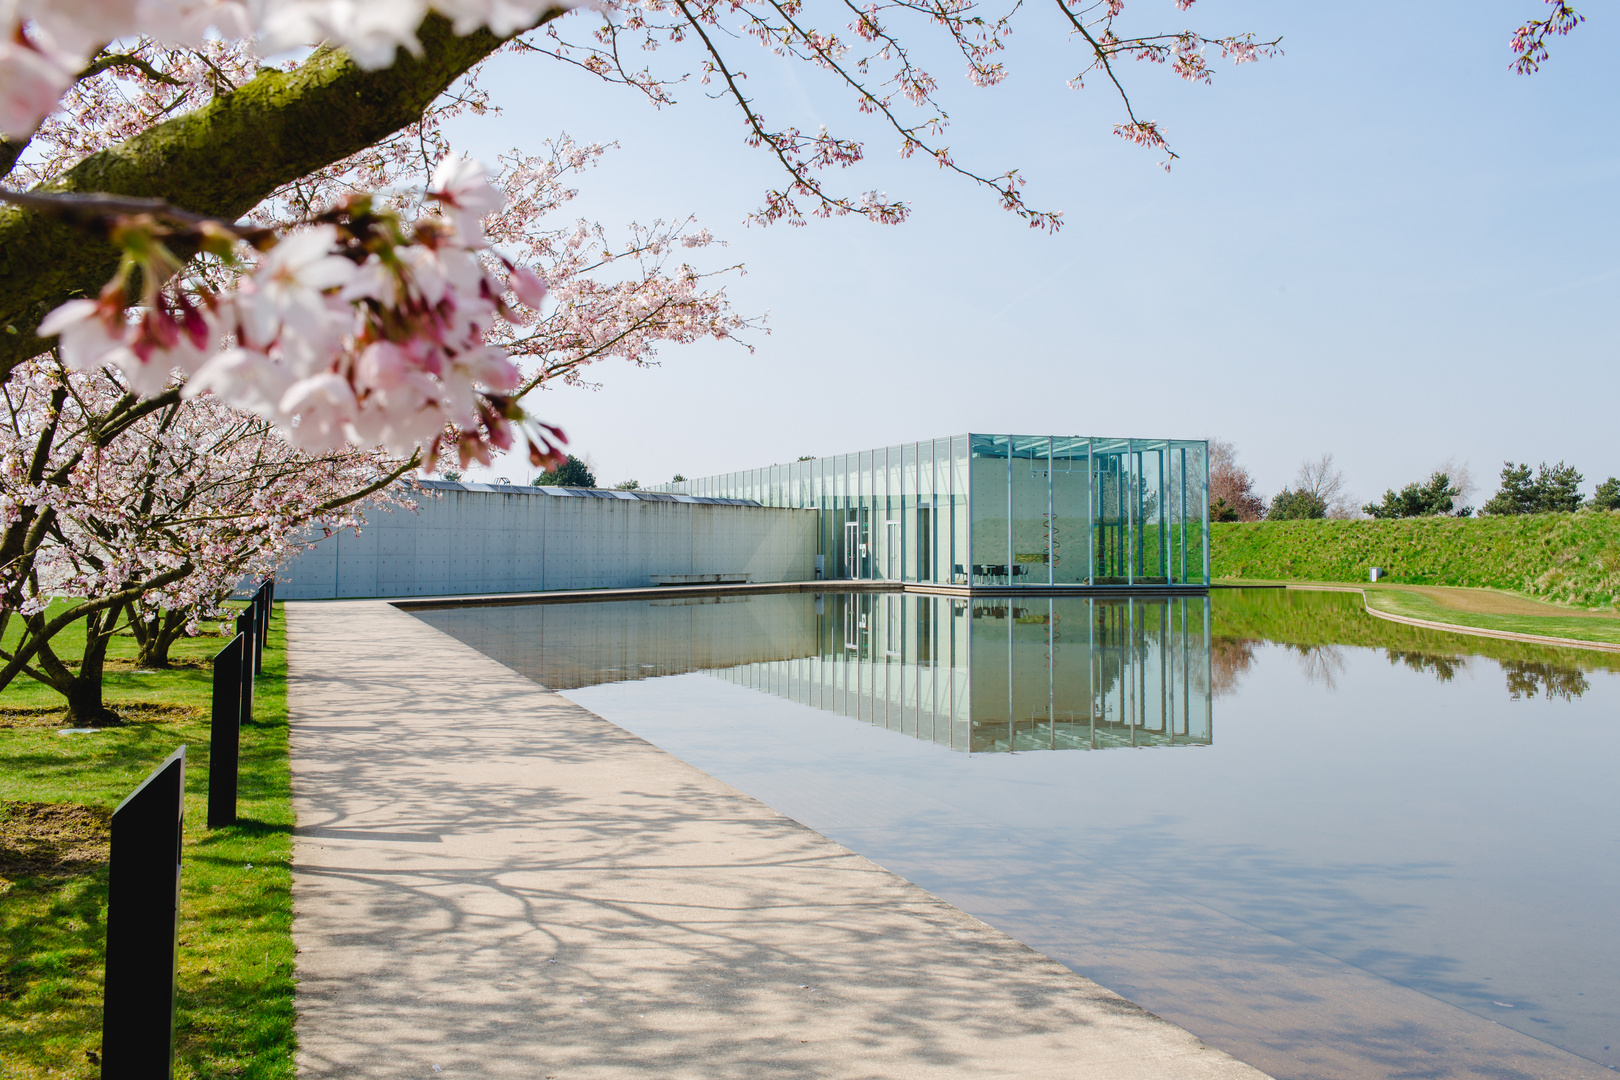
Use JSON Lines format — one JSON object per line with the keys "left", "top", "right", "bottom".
{"left": 32, "top": 603, "right": 126, "bottom": 726}
{"left": 133, "top": 608, "right": 190, "bottom": 668}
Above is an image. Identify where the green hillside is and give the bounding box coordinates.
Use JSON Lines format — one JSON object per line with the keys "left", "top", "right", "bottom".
{"left": 1210, "top": 512, "right": 1620, "bottom": 609}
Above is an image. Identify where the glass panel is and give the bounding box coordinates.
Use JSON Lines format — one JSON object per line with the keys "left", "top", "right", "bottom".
{"left": 1091, "top": 439, "right": 1130, "bottom": 583}
{"left": 969, "top": 434, "right": 1008, "bottom": 586}
{"left": 951, "top": 436, "right": 969, "bottom": 585}
{"left": 901, "top": 443, "right": 917, "bottom": 581}
{"left": 1010, "top": 435, "right": 1051, "bottom": 587}
{"left": 894, "top": 443, "right": 907, "bottom": 582}
{"left": 1051, "top": 436, "right": 1091, "bottom": 584}
{"left": 1134, "top": 440, "right": 1168, "bottom": 584}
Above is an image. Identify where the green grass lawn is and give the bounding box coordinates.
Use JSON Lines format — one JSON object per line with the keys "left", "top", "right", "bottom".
{"left": 0, "top": 604, "right": 294, "bottom": 1079}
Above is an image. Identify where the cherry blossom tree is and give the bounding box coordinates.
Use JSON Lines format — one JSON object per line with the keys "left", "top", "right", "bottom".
{"left": 0, "top": 357, "right": 409, "bottom": 722}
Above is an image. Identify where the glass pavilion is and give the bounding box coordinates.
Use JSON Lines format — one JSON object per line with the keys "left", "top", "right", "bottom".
{"left": 659, "top": 434, "right": 1210, "bottom": 588}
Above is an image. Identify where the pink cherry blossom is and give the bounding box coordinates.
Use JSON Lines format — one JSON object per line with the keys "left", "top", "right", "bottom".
{"left": 0, "top": 37, "right": 75, "bottom": 139}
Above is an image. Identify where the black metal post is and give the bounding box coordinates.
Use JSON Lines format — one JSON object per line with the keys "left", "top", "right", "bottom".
{"left": 235, "top": 606, "right": 256, "bottom": 721}
{"left": 208, "top": 635, "right": 244, "bottom": 828}
{"left": 102, "top": 746, "right": 186, "bottom": 1079}
{"left": 253, "top": 582, "right": 269, "bottom": 675}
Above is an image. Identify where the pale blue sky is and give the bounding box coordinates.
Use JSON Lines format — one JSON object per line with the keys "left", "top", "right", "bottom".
{"left": 447, "top": 0, "right": 1618, "bottom": 508}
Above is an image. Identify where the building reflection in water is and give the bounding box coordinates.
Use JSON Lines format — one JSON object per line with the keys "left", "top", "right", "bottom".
{"left": 413, "top": 591, "right": 1213, "bottom": 754}
{"left": 712, "top": 593, "right": 1212, "bottom": 753}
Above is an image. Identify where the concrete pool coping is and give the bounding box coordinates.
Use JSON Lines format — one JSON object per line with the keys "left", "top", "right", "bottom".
{"left": 376, "top": 579, "right": 1213, "bottom": 612}
{"left": 287, "top": 599, "right": 1267, "bottom": 1078}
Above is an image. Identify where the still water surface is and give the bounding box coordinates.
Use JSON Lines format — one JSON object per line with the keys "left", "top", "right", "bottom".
{"left": 414, "top": 588, "right": 1620, "bottom": 1078}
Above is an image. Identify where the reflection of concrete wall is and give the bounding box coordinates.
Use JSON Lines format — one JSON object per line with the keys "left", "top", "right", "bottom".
{"left": 280, "top": 483, "right": 819, "bottom": 599}
{"left": 413, "top": 593, "right": 820, "bottom": 690}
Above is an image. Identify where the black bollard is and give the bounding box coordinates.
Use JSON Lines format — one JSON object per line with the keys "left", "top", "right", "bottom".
{"left": 208, "top": 635, "right": 244, "bottom": 828}
{"left": 235, "top": 605, "right": 256, "bottom": 717}
{"left": 102, "top": 746, "right": 186, "bottom": 1079}
{"left": 253, "top": 582, "right": 269, "bottom": 675}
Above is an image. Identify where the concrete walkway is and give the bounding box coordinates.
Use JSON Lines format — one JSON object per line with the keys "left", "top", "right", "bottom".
{"left": 288, "top": 600, "right": 1269, "bottom": 1079}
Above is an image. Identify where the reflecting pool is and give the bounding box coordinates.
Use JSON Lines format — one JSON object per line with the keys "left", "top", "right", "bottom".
{"left": 412, "top": 588, "right": 1620, "bottom": 1080}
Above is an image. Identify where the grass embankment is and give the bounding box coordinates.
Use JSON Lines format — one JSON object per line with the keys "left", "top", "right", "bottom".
{"left": 1211, "top": 512, "right": 1620, "bottom": 607}
{"left": 1210, "top": 513, "right": 1620, "bottom": 648}
{"left": 0, "top": 606, "right": 294, "bottom": 1079}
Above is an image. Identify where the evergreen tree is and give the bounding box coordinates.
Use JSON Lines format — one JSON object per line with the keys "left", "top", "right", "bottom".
{"left": 1482, "top": 462, "right": 1538, "bottom": 515}
{"left": 1589, "top": 477, "right": 1620, "bottom": 511}
{"left": 1482, "top": 461, "right": 1584, "bottom": 514}
{"left": 1266, "top": 487, "right": 1328, "bottom": 520}
{"left": 1538, "top": 461, "right": 1584, "bottom": 512}
{"left": 533, "top": 455, "right": 596, "bottom": 488}
{"left": 1364, "top": 472, "right": 1465, "bottom": 518}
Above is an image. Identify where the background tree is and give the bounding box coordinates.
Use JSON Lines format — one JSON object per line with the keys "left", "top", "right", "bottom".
{"left": 1208, "top": 439, "right": 1265, "bottom": 522}
{"left": 1536, "top": 462, "right": 1584, "bottom": 512}
{"left": 1364, "top": 472, "right": 1468, "bottom": 519}
{"left": 1481, "top": 461, "right": 1585, "bottom": 515}
{"left": 1590, "top": 477, "right": 1620, "bottom": 511}
{"left": 613, "top": 479, "right": 639, "bottom": 490}
{"left": 1266, "top": 487, "right": 1327, "bottom": 521}
{"left": 1292, "top": 452, "right": 1357, "bottom": 519}
{"left": 534, "top": 454, "right": 595, "bottom": 487}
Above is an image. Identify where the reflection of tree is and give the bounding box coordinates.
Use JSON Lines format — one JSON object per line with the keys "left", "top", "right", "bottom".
{"left": 1211, "top": 637, "right": 1258, "bottom": 699}
{"left": 1291, "top": 644, "right": 1347, "bottom": 691}
{"left": 1214, "top": 588, "right": 1620, "bottom": 683}
{"left": 1502, "top": 660, "right": 1589, "bottom": 702}
{"left": 1385, "top": 650, "right": 1468, "bottom": 683}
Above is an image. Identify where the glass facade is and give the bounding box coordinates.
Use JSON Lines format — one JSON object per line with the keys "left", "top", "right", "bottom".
{"left": 657, "top": 434, "right": 1210, "bottom": 587}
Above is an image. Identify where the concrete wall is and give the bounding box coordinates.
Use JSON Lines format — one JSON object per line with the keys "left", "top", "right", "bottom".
{"left": 279, "top": 481, "right": 820, "bottom": 600}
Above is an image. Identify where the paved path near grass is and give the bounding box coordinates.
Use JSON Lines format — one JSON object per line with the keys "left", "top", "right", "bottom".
{"left": 287, "top": 600, "right": 1268, "bottom": 1079}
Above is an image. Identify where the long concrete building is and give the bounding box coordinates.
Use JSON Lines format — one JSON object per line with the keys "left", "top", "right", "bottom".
{"left": 278, "top": 480, "right": 817, "bottom": 600}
